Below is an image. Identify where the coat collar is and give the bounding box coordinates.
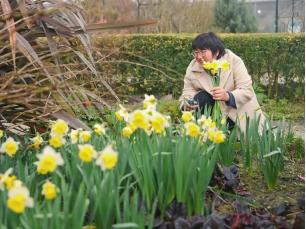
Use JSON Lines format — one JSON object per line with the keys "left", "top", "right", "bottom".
{"left": 190, "top": 60, "right": 204, "bottom": 73}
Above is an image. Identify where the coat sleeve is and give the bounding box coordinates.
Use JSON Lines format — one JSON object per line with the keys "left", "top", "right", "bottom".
{"left": 179, "top": 61, "right": 198, "bottom": 109}
{"left": 230, "top": 58, "right": 254, "bottom": 109}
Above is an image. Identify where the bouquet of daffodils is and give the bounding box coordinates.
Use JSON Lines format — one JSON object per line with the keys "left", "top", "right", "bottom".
{"left": 203, "top": 60, "right": 230, "bottom": 121}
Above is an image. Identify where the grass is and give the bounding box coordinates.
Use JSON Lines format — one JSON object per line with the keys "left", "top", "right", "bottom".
{"left": 261, "top": 98, "right": 304, "bottom": 121}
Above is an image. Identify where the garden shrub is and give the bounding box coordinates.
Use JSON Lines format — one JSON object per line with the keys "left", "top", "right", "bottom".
{"left": 95, "top": 33, "right": 304, "bottom": 99}
{"left": 157, "top": 99, "right": 181, "bottom": 123}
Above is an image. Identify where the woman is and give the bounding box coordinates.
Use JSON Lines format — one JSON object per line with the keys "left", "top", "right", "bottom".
{"left": 179, "top": 32, "right": 265, "bottom": 132}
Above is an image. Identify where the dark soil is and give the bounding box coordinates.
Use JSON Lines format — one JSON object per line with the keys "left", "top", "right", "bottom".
{"left": 239, "top": 159, "right": 304, "bottom": 210}
{"left": 154, "top": 158, "right": 305, "bottom": 229}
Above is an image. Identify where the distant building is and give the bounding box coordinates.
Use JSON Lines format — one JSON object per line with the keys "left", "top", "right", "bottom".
{"left": 245, "top": 0, "right": 305, "bottom": 32}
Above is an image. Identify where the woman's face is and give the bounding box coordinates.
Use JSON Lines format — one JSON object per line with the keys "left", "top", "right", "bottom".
{"left": 193, "top": 49, "right": 218, "bottom": 64}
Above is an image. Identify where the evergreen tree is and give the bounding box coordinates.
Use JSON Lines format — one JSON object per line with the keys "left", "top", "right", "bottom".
{"left": 214, "top": 0, "right": 257, "bottom": 33}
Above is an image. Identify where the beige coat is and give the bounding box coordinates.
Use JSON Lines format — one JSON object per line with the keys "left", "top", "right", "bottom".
{"left": 179, "top": 49, "right": 265, "bottom": 132}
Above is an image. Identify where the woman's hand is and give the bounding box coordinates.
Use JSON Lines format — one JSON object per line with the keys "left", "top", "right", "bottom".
{"left": 211, "top": 87, "right": 229, "bottom": 101}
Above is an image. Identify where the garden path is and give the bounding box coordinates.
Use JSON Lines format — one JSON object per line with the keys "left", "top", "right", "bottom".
{"left": 271, "top": 119, "right": 305, "bottom": 139}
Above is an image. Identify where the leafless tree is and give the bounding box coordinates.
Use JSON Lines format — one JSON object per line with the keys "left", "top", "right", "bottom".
{"left": 79, "top": 0, "right": 216, "bottom": 33}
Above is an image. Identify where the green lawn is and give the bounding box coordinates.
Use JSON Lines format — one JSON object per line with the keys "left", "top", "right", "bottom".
{"left": 261, "top": 98, "right": 304, "bottom": 121}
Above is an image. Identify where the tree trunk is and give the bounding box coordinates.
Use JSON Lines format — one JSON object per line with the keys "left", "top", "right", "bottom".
{"left": 267, "top": 66, "right": 273, "bottom": 99}
{"left": 273, "top": 71, "right": 279, "bottom": 99}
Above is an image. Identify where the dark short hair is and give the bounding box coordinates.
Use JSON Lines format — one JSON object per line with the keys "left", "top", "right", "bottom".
{"left": 192, "top": 32, "right": 225, "bottom": 59}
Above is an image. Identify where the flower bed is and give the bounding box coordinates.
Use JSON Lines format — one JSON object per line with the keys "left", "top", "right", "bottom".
{"left": 0, "top": 95, "right": 298, "bottom": 228}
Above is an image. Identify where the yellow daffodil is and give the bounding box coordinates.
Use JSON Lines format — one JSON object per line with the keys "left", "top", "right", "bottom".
{"left": 197, "top": 115, "right": 206, "bottom": 125}
{"left": 208, "top": 128, "right": 215, "bottom": 141}
{"left": 181, "top": 111, "right": 194, "bottom": 123}
{"left": 0, "top": 168, "right": 13, "bottom": 190}
{"left": 115, "top": 112, "right": 123, "bottom": 121}
{"left": 203, "top": 62, "right": 212, "bottom": 70}
{"left": 184, "top": 122, "right": 201, "bottom": 137}
{"left": 50, "top": 119, "right": 69, "bottom": 136}
{"left": 0, "top": 130, "right": 3, "bottom": 139}
{"left": 31, "top": 134, "right": 43, "bottom": 149}
{"left": 198, "top": 116, "right": 216, "bottom": 130}
{"left": 4, "top": 175, "right": 17, "bottom": 190}
{"left": 143, "top": 105, "right": 156, "bottom": 118}
{"left": 210, "top": 68, "right": 218, "bottom": 75}
{"left": 96, "top": 145, "right": 118, "bottom": 171}
{"left": 42, "top": 181, "right": 58, "bottom": 200}
{"left": 7, "top": 185, "right": 33, "bottom": 214}
{"left": 128, "top": 110, "right": 150, "bottom": 131}
{"left": 143, "top": 94, "right": 157, "bottom": 110}
{"left": 122, "top": 125, "right": 134, "bottom": 138}
{"left": 49, "top": 134, "right": 66, "bottom": 148}
{"left": 208, "top": 129, "right": 226, "bottom": 144}
{"left": 78, "top": 144, "right": 97, "bottom": 162}
{"left": 93, "top": 123, "right": 106, "bottom": 136}
{"left": 200, "top": 132, "right": 208, "bottom": 142}
{"left": 0, "top": 137, "right": 19, "bottom": 157}
{"left": 150, "top": 112, "right": 169, "bottom": 134}
{"left": 70, "top": 129, "right": 80, "bottom": 144}
{"left": 221, "top": 117, "right": 227, "bottom": 125}
{"left": 210, "top": 60, "right": 219, "bottom": 72}
{"left": 214, "top": 130, "right": 226, "bottom": 143}
{"left": 79, "top": 130, "right": 91, "bottom": 143}
{"left": 203, "top": 60, "right": 230, "bottom": 76}
{"left": 203, "top": 60, "right": 219, "bottom": 75}
{"left": 35, "top": 146, "right": 64, "bottom": 175}
{"left": 221, "top": 60, "right": 230, "bottom": 71}
{"left": 115, "top": 104, "right": 129, "bottom": 121}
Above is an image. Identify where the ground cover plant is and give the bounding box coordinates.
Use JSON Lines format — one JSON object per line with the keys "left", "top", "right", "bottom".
{"left": 0, "top": 95, "right": 302, "bottom": 228}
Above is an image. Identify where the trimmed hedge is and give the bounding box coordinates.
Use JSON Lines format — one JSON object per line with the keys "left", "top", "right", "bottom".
{"left": 95, "top": 33, "right": 304, "bottom": 99}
